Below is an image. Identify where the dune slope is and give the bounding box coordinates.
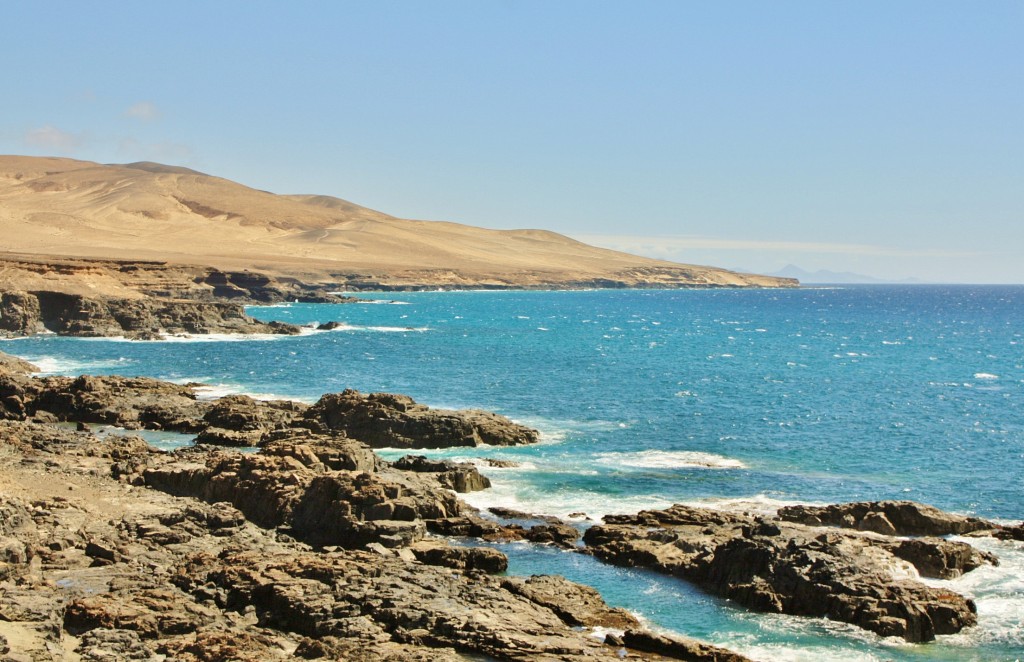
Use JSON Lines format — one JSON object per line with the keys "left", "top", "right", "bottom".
{"left": 0, "top": 155, "right": 794, "bottom": 290}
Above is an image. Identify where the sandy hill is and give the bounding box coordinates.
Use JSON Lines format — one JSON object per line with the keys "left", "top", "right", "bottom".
{"left": 0, "top": 155, "right": 794, "bottom": 291}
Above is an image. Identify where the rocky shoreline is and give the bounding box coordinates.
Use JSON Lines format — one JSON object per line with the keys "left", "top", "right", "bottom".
{"left": 0, "top": 351, "right": 1020, "bottom": 659}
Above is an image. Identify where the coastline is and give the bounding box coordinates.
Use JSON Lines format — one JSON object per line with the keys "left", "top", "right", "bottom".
{"left": 1, "top": 349, "right": 1020, "bottom": 659}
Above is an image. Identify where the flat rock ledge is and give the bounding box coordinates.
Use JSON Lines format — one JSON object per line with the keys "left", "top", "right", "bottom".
{"left": 583, "top": 503, "right": 1009, "bottom": 643}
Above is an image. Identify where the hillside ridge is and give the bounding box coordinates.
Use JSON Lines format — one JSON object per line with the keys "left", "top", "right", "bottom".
{"left": 0, "top": 155, "right": 796, "bottom": 292}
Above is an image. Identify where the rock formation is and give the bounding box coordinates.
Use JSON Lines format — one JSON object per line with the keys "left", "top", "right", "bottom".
{"left": 0, "top": 355, "right": 753, "bottom": 660}
{"left": 0, "top": 364, "right": 536, "bottom": 452}
{"left": 582, "top": 504, "right": 999, "bottom": 643}
{"left": 303, "top": 390, "right": 540, "bottom": 448}
{"left": 776, "top": 501, "right": 997, "bottom": 536}
{"left": 0, "top": 289, "right": 307, "bottom": 339}
{"left": 2, "top": 352, "right": 1018, "bottom": 658}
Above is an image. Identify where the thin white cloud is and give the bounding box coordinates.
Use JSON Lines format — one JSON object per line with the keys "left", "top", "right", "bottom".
{"left": 573, "top": 233, "right": 980, "bottom": 259}
{"left": 124, "top": 101, "right": 161, "bottom": 121}
{"left": 23, "top": 125, "right": 84, "bottom": 151}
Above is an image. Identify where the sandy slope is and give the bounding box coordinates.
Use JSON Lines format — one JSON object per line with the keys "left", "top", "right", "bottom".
{"left": 0, "top": 155, "right": 793, "bottom": 289}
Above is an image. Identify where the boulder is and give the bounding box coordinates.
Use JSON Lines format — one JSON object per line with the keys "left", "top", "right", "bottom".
{"left": 410, "top": 541, "right": 508, "bottom": 573}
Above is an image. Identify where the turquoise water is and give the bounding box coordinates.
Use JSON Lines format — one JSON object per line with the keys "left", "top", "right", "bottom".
{"left": 3, "top": 286, "right": 1023, "bottom": 660}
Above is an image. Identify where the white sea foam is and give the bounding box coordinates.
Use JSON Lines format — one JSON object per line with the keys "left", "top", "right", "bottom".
{"left": 318, "top": 323, "right": 430, "bottom": 333}
{"left": 594, "top": 450, "right": 746, "bottom": 470}
{"left": 973, "top": 372, "right": 999, "bottom": 380}
{"left": 919, "top": 536, "right": 1024, "bottom": 651}
{"left": 185, "top": 381, "right": 311, "bottom": 403}
{"left": 19, "top": 355, "right": 136, "bottom": 376}
{"left": 683, "top": 494, "right": 822, "bottom": 518}
{"left": 132, "top": 330, "right": 317, "bottom": 343}
{"left": 459, "top": 481, "right": 674, "bottom": 522}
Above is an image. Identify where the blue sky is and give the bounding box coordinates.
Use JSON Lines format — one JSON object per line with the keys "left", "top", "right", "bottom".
{"left": 3, "top": 2, "right": 1021, "bottom": 283}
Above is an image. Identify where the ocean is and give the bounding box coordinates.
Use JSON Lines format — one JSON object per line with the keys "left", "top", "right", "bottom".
{"left": 3, "top": 285, "right": 1022, "bottom": 660}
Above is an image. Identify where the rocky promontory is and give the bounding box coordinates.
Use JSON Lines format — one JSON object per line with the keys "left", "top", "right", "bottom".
{"left": 0, "top": 353, "right": 753, "bottom": 660}
{"left": 1, "top": 352, "right": 1019, "bottom": 658}
{"left": 582, "top": 503, "right": 1009, "bottom": 643}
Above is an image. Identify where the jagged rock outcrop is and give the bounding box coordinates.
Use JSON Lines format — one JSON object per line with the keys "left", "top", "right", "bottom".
{"left": 0, "top": 291, "right": 43, "bottom": 335}
{"left": 777, "top": 500, "right": 997, "bottom": 536}
{"left": 142, "top": 445, "right": 464, "bottom": 549}
{"left": 621, "top": 630, "right": 752, "bottom": 662}
{"left": 0, "top": 365, "right": 544, "bottom": 456}
{"left": 303, "top": 389, "right": 539, "bottom": 448}
{"left": 28, "top": 374, "right": 208, "bottom": 431}
{"left": 583, "top": 504, "right": 992, "bottom": 643}
{"left": 0, "top": 289, "right": 305, "bottom": 339}
{"left": 392, "top": 455, "right": 492, "bottom": 492}
{"left": 0, "top": 413, "right": 744, "bottom": 661}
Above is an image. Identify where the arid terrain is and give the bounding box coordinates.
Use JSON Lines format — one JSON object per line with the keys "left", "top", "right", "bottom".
{"left": 0, "top": 156, "right": 795, "bottom": 294}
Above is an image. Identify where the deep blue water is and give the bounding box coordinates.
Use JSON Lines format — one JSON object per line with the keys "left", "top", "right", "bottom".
{"left": 3, "top": 285, "right": 1022, "bottom": 660}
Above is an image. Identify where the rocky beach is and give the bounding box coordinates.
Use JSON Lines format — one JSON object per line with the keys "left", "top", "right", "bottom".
{"left": 1, "top": 348, "right": 1020, "bottom": 660}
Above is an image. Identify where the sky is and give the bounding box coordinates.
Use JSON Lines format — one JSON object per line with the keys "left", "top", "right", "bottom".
{"left": 2, "top": 2, "right": 1022, "bottom": 283}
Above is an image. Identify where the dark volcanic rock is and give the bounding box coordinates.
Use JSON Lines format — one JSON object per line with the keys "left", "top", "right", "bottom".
{"left": 0, "top": 380, "right": 751, "bottom": 661}
{"left": 500, "top": 575, "right": 639, "bottom": 629}
{"left": 0, "top": 291, "right": 44, "bottom": 335}
{"left": 143, "top": 449, "right": 462, "bottom": 549}
{"left": 203, "top": 394, "right": 307, "bottom": 433}
{"left": 303, "top": 389, "right": 539, "bottom": 448}
{"left": 622, "top": 630, "right": 752, "bottom": 662}
{"left": 410, "top": 541, "right": 509, "bottom": 573}
{"left": 1, "top": 289, "right": 305, "bottom": 339}
{"left": 777, "top": 501, "right": 997, "bottom": 536}
{"left": 29, "top": 374, "right": 207, "bottom": 431}
{"left": 392, "top": 455, "right": 492, "bottom": 493}
{"left": 583, "top": 504, "right": 988, "bottom": 643}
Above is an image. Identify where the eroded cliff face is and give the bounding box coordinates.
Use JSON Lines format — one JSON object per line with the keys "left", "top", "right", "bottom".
{"left": 0, "top": 289, "right": 303, "bottom": 339}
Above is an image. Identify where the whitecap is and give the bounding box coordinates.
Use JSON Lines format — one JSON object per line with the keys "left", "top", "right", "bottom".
{"left": 974, "top": 373, "right": 999, "bottom": 380}
{"left": 594, "top": 450, "right": 746, "bottom": 470}
{"left": 683, "top": 494, "right": 824, "bottom": 518}
{"left": 18, "top": 355, "right": 135, "bottom": 376}
{"left": 460, "top": 483, "right": 673, "bottom": 523}
{"left": 188, "top": 382, "right": 311, "bottom": 403}
{"left": 919, "top": 536, "right": 1024, "bottom": 651}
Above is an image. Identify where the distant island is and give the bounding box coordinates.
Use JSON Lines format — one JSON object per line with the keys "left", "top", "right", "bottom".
{"left": 766, "top": 264, "right": 924, "bottom": 285}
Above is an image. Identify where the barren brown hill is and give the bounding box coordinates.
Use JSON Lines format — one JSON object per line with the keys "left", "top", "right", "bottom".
{"left": 0, "top": 155, "right": 795, "bottom": 292}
